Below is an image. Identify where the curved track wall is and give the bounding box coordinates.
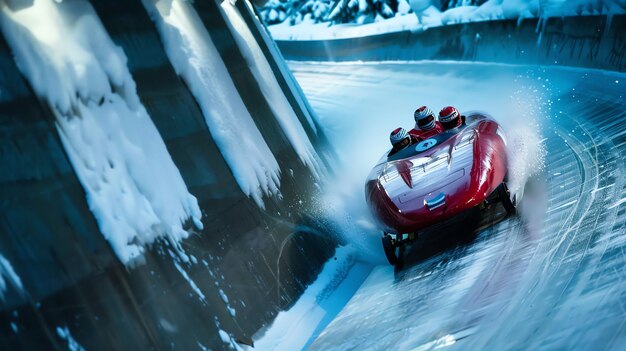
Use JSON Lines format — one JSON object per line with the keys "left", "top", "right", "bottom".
{"left": 275, "top": 15, "right": 626, "bottom": 72}
{"left": 0, "top": 0, "right": 337, "bottom": 350}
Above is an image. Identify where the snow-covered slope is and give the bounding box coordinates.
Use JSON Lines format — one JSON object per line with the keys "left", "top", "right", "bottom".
{"left": 142, "top": 0, "right": 282, "bottom": 208}
{"left": 219, "top": 0, "right": 323, "bottom": 177}
{"left": 266, "top": 0, "right": 626, "bottom": 40}
{"left": 0, "top": 0, "right": 203, "bottom": 265}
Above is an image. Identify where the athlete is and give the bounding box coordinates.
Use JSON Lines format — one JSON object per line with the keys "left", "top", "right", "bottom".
{"left": 409, "top": 106, "right": 444, "bottom": 141}
{"left": 438, "top": 106, "right": 465, "bottom": 130}
{"left": 389, "top": 127, "right": 418, "bottom": 153}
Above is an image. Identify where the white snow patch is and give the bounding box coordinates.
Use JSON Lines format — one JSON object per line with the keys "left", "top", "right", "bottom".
{"left": 218, "top": 328, "right": 245, "bottom": 350}
{"left": 218, "top": 329, "right": 231, "bottom": 343}
{"left": 0, "top": 255, "right": 23, "bottom": 300}
{"left": 440, "top": 5, "right": 481, "bottom": 25}
{"left": 0, "top": 0, "right": 203, "bottom": 265}
{"left": 219, "top": 0, "right": 323, "bottom": 178}
{"left": 441, "top": 0, "right": 541, "bottom": 25}
{"left": 174, "top": 261, "right": 206, "bottom": 302}
{"left": 218, "top": 289, "right": 229, "bottom": 304}
{"left": 56, "top": 326, "right": 85, "bottom": 351}
{"left": 142, "top": 0, "right": 281, "bottom": 208}
{"left": 218, "top": 288, "right": 237, "bottom": 317}
{"left": 269, "top": 10, "right": 420, "bottom": 41}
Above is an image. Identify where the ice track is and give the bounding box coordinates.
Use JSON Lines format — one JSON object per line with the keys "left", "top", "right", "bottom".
{"left": 290, "top": 62, "right": 626, "bottom": 350}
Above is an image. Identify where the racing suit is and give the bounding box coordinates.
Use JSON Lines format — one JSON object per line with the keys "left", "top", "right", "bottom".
{"left": 408, "top": 122, "right": 445, "bottom": 142}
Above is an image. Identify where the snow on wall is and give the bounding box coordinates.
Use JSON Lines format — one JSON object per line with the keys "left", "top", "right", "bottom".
{"left": 242, "top": 0, "right": 322, "bottom": 137}
{"left": 219, "top": 0, "right": 323, "bottom": 178}
{"left": 0, "top": 0, "right": 203, "bottom": 265}
{"left": 218, "top": 328, "right": 245, "bottom": 350}
{"left": 0, "top": 255, "right": 23, "bottom": 300}
{"left": 173, "top": 260, "right": 206, "bottom": 303}
{"left": 436, "top": 0, "right": 626, "bottom": 24}
{"left": 142, "top": 0, "right": 282, "bottom": 208}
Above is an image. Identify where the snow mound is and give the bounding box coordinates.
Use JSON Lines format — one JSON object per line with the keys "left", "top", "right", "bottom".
{"left": 142, "top": 0, "right": 282, "bottom": 208}
{"left": 219, "top": 0, "right": 323, "bottom": 178}
{"left": 0, "top": 0, "right": 203, "bottom": 265}
{"left": 268, "top": 0, "right": 626, "bottom": 40}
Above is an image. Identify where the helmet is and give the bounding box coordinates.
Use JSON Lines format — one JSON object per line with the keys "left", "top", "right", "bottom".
{"left": 414, "top": 106, "right": 436, "bottom": 130}
{"left": 439, "top": 106, "right": 462, "bottom": 129}
{"left": 390, "top": 127, "right": 411, "bottom": 149}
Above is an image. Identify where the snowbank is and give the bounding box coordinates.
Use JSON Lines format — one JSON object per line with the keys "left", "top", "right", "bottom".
{"left": 439, "top": 0, "right": 539, "bottom": 25}
{"left": 268, "top": 10, "right": 421, "bottom": 40}
{"left": 268, "top": 0, "right": 626, "bottom": 40}
{"left": 0, "top": 255, "right": 23, "bottom": 300}
{"left": 440, "top": 0, "right": 626, "bottom": 25}
{"left": 219, "top": 0, "right": 323, "bottom": 178}
{"left": 142, "top": 0, "right": 282, "bottom": 208}
{"left": 0, "top": 0, "right": 203, "bottom": 265}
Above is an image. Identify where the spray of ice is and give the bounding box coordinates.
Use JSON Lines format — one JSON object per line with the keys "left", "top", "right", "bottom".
{"left": 293, "top": 62, "right": 548, "bottom": 264}
{"left": 501, "top": 71, "right": 549, "bottom": 199}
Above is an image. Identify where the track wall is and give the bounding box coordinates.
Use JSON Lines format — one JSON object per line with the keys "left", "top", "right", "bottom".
{"left": 275, "top": 15, "right": 626, "bottom": 73}
{"left": 0, "top": 0, "right": 337, "bottom": 350}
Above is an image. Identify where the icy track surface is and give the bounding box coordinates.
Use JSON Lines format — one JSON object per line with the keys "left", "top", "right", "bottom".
{"left": 287, "top": 61, "right": 626, "bottom": 350}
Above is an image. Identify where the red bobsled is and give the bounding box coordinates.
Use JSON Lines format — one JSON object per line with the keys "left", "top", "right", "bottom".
{"left": 365, "top": 112, "right": 516, "bottom": 265}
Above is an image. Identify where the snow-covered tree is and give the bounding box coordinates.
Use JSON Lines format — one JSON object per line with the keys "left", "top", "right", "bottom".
{"left": 438, "top": 0, "right": 487, "bottom": 11}
{"left": 327, "top": 0, "right": 397, "bottom": 24}
{"left": 259, "top": 0, "right": 626, "bottom": 28}
{"left": 258, "top": 0, "right": 413, "bottom": 25}
{"left": 258, "top": 0, "right": 334, "bottom": 25}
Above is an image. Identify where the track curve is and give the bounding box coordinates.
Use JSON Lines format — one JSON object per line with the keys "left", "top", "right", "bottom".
{"left": 291, "top": 62, "right": 626, "bottom": 350}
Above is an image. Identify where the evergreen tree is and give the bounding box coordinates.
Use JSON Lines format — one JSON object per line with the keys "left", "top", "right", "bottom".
{"left": 258, "top": 0, "right": 412, "bottom": 26}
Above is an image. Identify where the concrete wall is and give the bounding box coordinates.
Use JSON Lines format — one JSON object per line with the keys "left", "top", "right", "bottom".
{"left": 0, "top": 0, "right": 338, "bottom": 350}
{"left": 276, "top": 15, "right": 626, "bottom": 73}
